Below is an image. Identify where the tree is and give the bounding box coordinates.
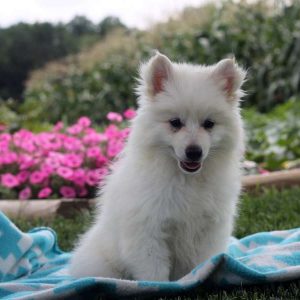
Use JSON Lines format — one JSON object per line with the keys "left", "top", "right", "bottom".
{"left": 97, "top": 16, "right": 126, "bottom": 37}
{"left": 67, "top": 16, "right": 96, "bottom": 36}
{"left": 0, "top": 22, "right": 78, "bottom": 100}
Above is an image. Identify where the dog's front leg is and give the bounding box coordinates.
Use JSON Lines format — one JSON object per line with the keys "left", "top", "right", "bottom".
{"left": 121, "top": 232, "right": 170, "bottom": 281}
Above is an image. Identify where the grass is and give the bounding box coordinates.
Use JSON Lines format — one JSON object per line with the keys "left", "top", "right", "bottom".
{"left": 12, "top": 187, "right": 300, "bottom": 299}
{"left": 235, "top": 187, "right": 300, "bottom": 238}
{"left": 13, "top": 210, "right": 92, "bottom": 252}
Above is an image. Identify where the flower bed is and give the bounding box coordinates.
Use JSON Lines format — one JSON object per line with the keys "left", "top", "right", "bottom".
{"left": 0, "top": 109, "right": 136, "bottom": 200}
{"left": 1, "top": 106, "right": 300, "bottom": 202}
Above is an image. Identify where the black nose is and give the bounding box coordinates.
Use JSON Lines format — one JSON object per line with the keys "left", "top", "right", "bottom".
{"left": 185, "top": 145, "right": 202, "bottom": 161}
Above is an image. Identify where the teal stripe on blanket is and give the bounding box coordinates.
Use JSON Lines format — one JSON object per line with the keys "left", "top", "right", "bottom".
{"left": 0, "top": 211, "right": 299, "bottom": 299}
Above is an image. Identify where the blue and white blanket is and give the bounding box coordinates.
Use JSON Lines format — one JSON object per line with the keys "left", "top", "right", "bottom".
{"left": 0, "top": 211, "right": 299, "bottom": 299}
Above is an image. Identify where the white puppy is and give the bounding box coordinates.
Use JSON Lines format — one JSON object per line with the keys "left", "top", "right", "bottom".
{"left": 69, "top": 53, "right": 246, "bottom": 281}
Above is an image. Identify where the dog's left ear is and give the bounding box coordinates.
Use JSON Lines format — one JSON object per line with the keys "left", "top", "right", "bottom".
{"left": 212, "top": 58, "right": 246, "bottom": 101}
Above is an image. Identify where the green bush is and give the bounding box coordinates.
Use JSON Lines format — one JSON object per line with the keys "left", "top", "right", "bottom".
{"left": 244, "top": 97, "right": 300, "bottom": 170}
{"left": 16, "top": 1, "right": 300, "bottom": 125}
{"left": 23, "top": 54, "right": 138, "bottom": 125}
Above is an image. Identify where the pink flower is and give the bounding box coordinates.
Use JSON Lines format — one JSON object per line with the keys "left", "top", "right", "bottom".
{"left": 17, "top": 171, "right": 30, "bottom": 184}
{"left": 71, "top": 169, "right": 86, "bottom": 186}
{"left": 105, "top": 124, "right": 122, "bottom": 139}
{"left": 2, "top": 152, "right": 18, "bottom": 164}
{"left": 77, "top": 186, "right": 88, "bottom": 197}
{"left": 13, "top": 130, "right": 34, "bottom": 148}
{"left": 40, "top": 164, "right": 54, "bottom": 176}
{"left": 57, "top": 166, "right": 74, "bottom": 180}
{"left": 0, "top": 133, "right": 11, "bottom": 143}
{"left": 45, "top": 152, "right": 63, "bottom": 169}
{"left": 63, "top": 136, "right": 83, "bottom": 151}
{"left": 62, "top": 153, "right": 83, "bottom": 168}
{"left": 121, "top": 127, "right": 131, "bottom": 138}
{"left": 123, "top": 108, "right": 136, "bottom": 120}
{"left": 67, "top": 124, "right": 82, "bottom": 135}
{"left": 87, "top": 146, "right": 101, "bottom": 159}
{"left": 86, "top": 170, "right": 100, "bottom": 186}
{"left": 60, "top": 186, "right": 76, "bottom": 198}
{"left": 1, "top": 173, "right": 19, "bottom": 188}
{"left": 38, "top": 187, "right": 52, "bottom": 199}
{"left": 20, "top": 141, "right": 36, "bottom": 152}
{"left": 77, "top": 116, "right": 91, "bottom": 128}
{"left": 30, "top": 171, "right": 46, "bottom": 185}
{"left": 53, "top": 121, "right": 64, "bottom": 132}
{"left": 37, "top": 133, "right": 62, "bottom": 151}
{"left": 107, "top": 141, "right": 123, "bottom": 157}
{"left": 83, "top": 131, "right": 107, "bottom": 145}
{"left": 46, "top": 140, "right": 62, "bottom": 151}
{"left": 19, "top": 187, "right": 31, "bottom": 200}
{"left": 107, "top": 112, "right": 123, "bottom": 123}
{"left": 19, "top": 154, "right": 35, "bottom": 170}
{"left": 0, "top": 144, "right": 8, "bottom": 155}
{"left": 95, "top": 155, "right": 108, "bottom": 167}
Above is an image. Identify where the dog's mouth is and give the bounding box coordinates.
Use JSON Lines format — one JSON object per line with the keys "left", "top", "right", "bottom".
{"left": 179, "top": 161, "right": 202, "bottom": 173}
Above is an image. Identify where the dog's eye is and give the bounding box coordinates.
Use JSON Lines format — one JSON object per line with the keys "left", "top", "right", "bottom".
{"left": 169, "top": 118, "right": 183, "bottom": 129}
{"left": 203, "top": 119, "right": 215, "bottom": 130}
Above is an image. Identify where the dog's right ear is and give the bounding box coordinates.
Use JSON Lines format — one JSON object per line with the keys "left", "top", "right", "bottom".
{"left": 211, "top": 58, "right": 246, "bottom": 102}
{"left": 140, "top": 52, "right": 172, "bottom": 98}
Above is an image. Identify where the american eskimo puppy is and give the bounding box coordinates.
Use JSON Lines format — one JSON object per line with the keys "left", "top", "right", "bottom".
{"left": 69, "top": 52, "right": 246, "bottom": 281}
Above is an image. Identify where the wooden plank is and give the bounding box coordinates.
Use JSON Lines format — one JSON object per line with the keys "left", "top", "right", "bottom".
{"left": 242, "top": 169, "right": 300, "bottom": 191}
{"left": 0, "top": 200, "right": 61, "bottom": 219}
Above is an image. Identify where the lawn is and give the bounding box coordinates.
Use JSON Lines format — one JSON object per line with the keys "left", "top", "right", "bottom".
{"left": 13, "top": 187, "right": 300, "bottom": 299}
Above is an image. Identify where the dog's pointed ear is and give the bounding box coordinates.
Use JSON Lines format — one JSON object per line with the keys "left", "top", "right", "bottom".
{"left": 212, "top": 58, "right": 246, "bottom": 101}
{"left": 142, "top": 52, "right": 173, "bottom": 97}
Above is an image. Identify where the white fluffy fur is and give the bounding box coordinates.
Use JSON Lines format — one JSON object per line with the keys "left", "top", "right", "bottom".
{"left": 69, "top": 53, "right": 246, "bottom": 281}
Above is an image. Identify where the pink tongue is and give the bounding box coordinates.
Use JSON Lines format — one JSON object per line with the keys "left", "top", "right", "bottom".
{"left": 184, "top": 162, "right": 200, "bottom": 169}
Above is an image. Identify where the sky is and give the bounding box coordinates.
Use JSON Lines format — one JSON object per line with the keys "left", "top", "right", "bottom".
{"left": 0, "top": 0, "right": 213, "bottom": 29}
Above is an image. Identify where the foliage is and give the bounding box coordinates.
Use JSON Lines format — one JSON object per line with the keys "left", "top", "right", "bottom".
{"left": 97, "top": 16, "right": 126, "bottom": 38}
{"left": 0, "top": 110, "right": 135, "bottom": 200}
{"left": 244, "top": 97, "right": 300, "bottom": 170}
{"left": 67, "top": 16, "right": 96, "bottom": 36}
{"left": 0, "top": 22, "right": 77, "bottom": 99}
{"left": 0, "top": 16, "right": 126, "bottom": 100}
{"left": 19, "top": 1, "right": 300, "bottom": 125}
{"left": 22, "top": 54, "right": 138, "bottom": 125}
{"left": 0, "top": 99, "right": 20, "bottom": 130}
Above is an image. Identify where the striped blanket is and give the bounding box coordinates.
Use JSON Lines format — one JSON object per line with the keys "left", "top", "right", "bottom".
{"left": 0, "top": 211, "right": 299, "bottom": 299}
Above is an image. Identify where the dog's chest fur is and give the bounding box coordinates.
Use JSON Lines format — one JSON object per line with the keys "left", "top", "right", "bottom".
{"left": 145, "top": 174, "right": 227, "bottom": 279}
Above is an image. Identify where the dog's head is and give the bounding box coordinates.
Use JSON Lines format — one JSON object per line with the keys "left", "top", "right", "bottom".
{"left": 135, "top": 52, "right": 246, "bottom": 175}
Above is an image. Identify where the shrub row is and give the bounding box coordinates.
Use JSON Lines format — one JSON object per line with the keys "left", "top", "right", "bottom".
{"left": 17, "top": 1, "right": 300, "bottom": 126}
